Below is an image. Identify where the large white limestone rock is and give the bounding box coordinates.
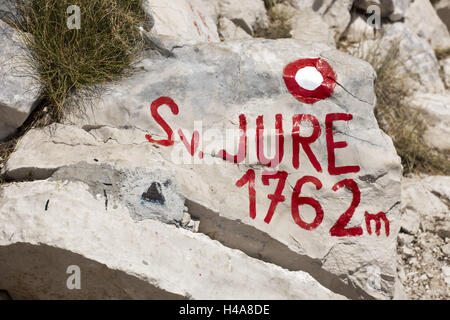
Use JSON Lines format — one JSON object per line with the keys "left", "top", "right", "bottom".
{"left": 3, "top": 39, "right": 403, "bottom": 299}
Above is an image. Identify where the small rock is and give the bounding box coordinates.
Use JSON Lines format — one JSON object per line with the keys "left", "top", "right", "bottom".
{"left": 442, "top": 266, "right": 450, "bottom": 286}
{"left": 218, "top": 0, "right": 268, "bottom": 35}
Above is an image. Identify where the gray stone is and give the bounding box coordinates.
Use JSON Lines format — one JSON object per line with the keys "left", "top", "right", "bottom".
{"left": 4, "top": 39, "right": 403, "bottom": 299}
{"left": 398, "top": 233, "right": 414, "bottom": 246}
{"left": 0, "top": 290, "right": 11, "bottom": 300}
{"left": 219, "top": 0, "right": 268, "bottom": 35}
{"left": 289, "top": 7, "right": 336, "bottom": 47}
{"left": 440, "top": 57, "right": 450, "bottom": 88}
{"left": 142, "top": 0, "right": 220, "bottom": 44}
{"left": 292, "top": 0, "right": 354, "bottom": 39}
{"left": 218, "top": 17, "right": 252, "bottom": 41}
{"left": 402, "top": 246, "right": 415, "bottom": 258}
{"left": 384, "top": 23, "right": 445, "bottom": 93}
{"left": 344, "top": 15, "right": 378, "bottom": 43}
{"left": 401, "top": 175, "right": 450, "bottom": 239}
{"left": 0, "top": 19, "right": 40, "bottom": 140}
{"left": 400, "top": 209, "right": 420, "bottom": 235}
{"left": 50, "top": 163, "right": 186, "bottom": 225}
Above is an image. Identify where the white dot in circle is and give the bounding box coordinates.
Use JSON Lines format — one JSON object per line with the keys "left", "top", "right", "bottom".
{"left": 295, "top": 66, "right": 324, "bottom": 91}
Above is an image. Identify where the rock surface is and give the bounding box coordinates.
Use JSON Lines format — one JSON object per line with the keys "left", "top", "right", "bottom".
{"left": 406, "top": 0, "right": 450, "bottom": 50}
{"left": 354, "top": 0, "right": 412, "bottom": 21}
{"left": 0, "top": 179, "right": 343, "bottom": 300}
{"left": 385, "top": 22, "right": 445, "bottom": 94}
{"left": 219, "top": 0, "right": 268, "bottom": 35}
{"left": 408, "top": 93, "right": 450, "bottom": 153}
{"left": 435, "top": 0, "right": 450, "bottom": 33}
{"left": 3, "top": 39, "right": 403, "bottom": 299}
{"left": 298, "top": 0, "right": 354, "bottom": 39}
{"left": 440, "top": 57, "right": 450, "bottom": 88}
{"left": 344, "top": 15, "right": 378, "bottom": 43}
{"left": 0, "top": 19, "right": 40, "bottom": 140}
{"left": 142, "top": 0, "right": 220, "bottom": 44}
{"left": 0, "top": 0, "right": 17, "bottom": 22}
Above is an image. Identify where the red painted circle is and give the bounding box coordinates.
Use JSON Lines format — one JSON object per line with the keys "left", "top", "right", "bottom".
{"left": 283, "top": 58, "right": 337, "bottom": 104}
